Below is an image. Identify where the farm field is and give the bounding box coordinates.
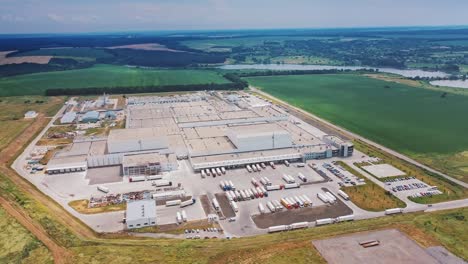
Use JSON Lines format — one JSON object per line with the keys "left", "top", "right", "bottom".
{"left": 0, "top": 206, "right": 53, "bottom": 263}
{"left": 0, "top": 64, "right": 231, "bottom": 96}
{"left": 246, "top": 74, "right": 468, "bottom": 182}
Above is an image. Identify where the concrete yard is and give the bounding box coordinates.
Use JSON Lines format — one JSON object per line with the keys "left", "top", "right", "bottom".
{"left": 313, "top": 229, "right": 440, "bottom": 264}
{"left": 362, "top": 164, "right": 405, "bottom": 178}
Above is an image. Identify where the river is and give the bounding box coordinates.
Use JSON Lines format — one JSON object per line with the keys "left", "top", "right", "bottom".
{"left": 219, "top": 64, "right": 449, "bottom": 78}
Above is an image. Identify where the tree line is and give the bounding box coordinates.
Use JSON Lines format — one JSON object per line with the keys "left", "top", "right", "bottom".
{"left": 45, "top": 74, "right": 248, "bottom": 96}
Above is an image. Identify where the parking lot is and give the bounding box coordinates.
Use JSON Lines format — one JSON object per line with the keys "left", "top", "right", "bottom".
{"left": 384, "top": 177, "right": 442, "bottom": 199}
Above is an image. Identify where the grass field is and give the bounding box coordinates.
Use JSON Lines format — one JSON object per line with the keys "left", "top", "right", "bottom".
{"left": 0, "top": 64, "right": 231, "bottom": 96}
{"left": 0, "top": 96, "right": 64, "bottom": 149}
{"left": 247, "top": 74, "right": 468, "bottom": 182}
{"left": 0, "top": 207, "right": 53, "bottom": 263}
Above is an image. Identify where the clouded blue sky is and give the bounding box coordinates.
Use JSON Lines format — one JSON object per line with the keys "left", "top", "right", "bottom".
{"left": 1, "top": 0, "right": 467, "bottom": 34}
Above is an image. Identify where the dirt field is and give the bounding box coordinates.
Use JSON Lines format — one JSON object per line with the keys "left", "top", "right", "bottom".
{"left": 313, "top": 229, "right": 440, "bottom": 264}
{"left": 68, "top": 199, "right": 126, "bottom": 214}
{"left": 215, "top": 193, "right": 236, "bottom": 218}
{"left": 252, "top": 197, "right": 353, "bottom": 228}
{"left": 0, "top": 51, "right": 52, "bottom": 65}
{"left": 106, "top": 43, "right": 184, "bottom": 52}
{"left": 199, "top": 194, "right": 215, "bottom": 215}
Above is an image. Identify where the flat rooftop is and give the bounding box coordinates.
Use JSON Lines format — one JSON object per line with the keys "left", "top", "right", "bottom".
{"left": 126, "top": 199, "right": 157, "bottom": 222}
{"left": 313, "top": 229, "right": 439, "bottom": 264}
{"left": 122, "top": 152, "right": 177, "bottom": 167}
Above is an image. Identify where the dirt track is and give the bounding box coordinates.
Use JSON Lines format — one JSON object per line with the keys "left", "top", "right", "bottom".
{"left": 0, "top": 196, "right": 71, "bottom": 264}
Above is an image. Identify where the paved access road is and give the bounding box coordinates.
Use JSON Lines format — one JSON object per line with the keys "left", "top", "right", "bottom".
{"left": 250, "top": 86, "right": 468, "bottom": 189}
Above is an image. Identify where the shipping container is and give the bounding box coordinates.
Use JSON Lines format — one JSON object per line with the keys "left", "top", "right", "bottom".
{"left": 338, "top": 190, "right": 350, "bottom": 200}
{"left": 97, "top": 186, "right": 109, "bottom": 193}
{"left": 166, "top": 199, "right": 182, "bottom": 206}
{"left": 180, "top": 199, "right": 196, "bottom": 208}
{"left": 316, "top": 218, "right": 334, "bottom": 226}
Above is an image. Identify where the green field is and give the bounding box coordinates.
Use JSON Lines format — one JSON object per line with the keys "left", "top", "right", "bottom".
{"left": 0, "top": 64, "right": 230, "bottom": 96}
{"left": 247, "top": 74, "right": 468, "bottom": 181}
{"left": 10, "top": 47, "right": 114, "bottom": 60}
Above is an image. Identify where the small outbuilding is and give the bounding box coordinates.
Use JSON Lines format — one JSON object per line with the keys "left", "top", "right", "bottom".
{"left": 104, "top": 110, "right": 116, "bottom": 120}
{"left": 24, "top": 110, "right": 38, "bottom": 119}
{"left": 126, "top": 199, "right": 157, "bottom": 229}
{"left": 81, "top": 111, "right": 100, "bottom": 123}
{"left": 60, "top": 111, "right": 77, "bottom": 124}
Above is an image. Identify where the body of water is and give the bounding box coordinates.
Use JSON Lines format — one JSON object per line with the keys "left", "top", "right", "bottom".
{"left": 219, "top": 64, "right": 450, "bottom": 78}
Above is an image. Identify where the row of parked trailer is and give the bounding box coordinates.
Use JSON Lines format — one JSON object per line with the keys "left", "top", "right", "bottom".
{"left": 246, "top": 162, "right": 274, "bottom": 173}
{"left": 225, "top": 186, "right": 269, "bottom": 202}
{"left": 201, "top": 167, "right": 226, "bottom": 178}
{"left": 391, "top": 182, "right": 428, "bottom": 192}
{"left": 317, "top": 191, "right": 337, "bottom": 204}
{"left": 129, "top": 175, "right": 169, "bottom": 183}
{"left": 219, "top": 180, "right": 236, "bottom": 191}
{"left": 267, "top": 214, "right": 355, "bottom": 233}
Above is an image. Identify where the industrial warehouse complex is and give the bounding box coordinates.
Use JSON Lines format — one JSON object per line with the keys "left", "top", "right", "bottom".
{"left": 15, "top": 90, "right": 447, "bottom": 241}
{"left": 45, "top": 91, "right": 353, "bottom": 178}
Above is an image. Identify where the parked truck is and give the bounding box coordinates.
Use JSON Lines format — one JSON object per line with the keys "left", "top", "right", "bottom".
{"left": 336, "top": 214, "right": 354, "bottom": 222}
{"left": 269, "top": 161, "right": 276, "bottom": 169}
{"left": 176, "top": 212, "right": 182, "bottom": 224}
{"left": 284, "top": 183, "right": 300, "bottom": 189}
{"left": 298, "top": 173, "right": 307, "bottom": 182}
{"left": 267, "top": 201, "right": 276, "bottom": 212}
{"left": 181, "top": 210, "right": 187, "bottom": 222}
{"left": 385, "top": 208, "right": 403, "bottom": 215}
{"left": 325, "top": 192, "right": 337, "bottom": 203}
{"left": 146, "top": 175, "right": 163, "bottom": 181}
{"left": 221, "top": 167, "right": 226, "bottom": 174}
{"left": 258, "top": 203, "right": 266, "bottom": 214}
{"left": 290, "top": 222, "right": 308, "bottom": 230}
{"left": 246, "top": 165, "right": 252, "bottom": 173}
{"left": 268, "top": 225, "right": 288, "bottom": 233}
{"left": 266, "top": 184, "right": 281, "bottom": 191}
{"left": 97, "top": 186, "right": 109, "bottom": 193}
{"left": 317, "top": 193, "right": 330, "bottom": 203}
{"left": 315, "top": 218, "right": 334, "bottom": 226}
{"left": 230, "top": 201, "right": 239, "bottom": 212}
{"left": 166, "top": 199, "right": 182, "bottom": 207}
{"left": 212, "top": 198, "right": 220, "bottom": 211}
{"left": 154, "top": 180, "right": 172, "bottom": 187}
{"left": 284, "top": 160, "right": 290, "bottom": 167}
{"left": 129, "top": 176, "right": 145, "bottom": 182}
{"left": 180, "top": 198, "right": 196, "bottom": 208}
{"left": 216, "top": 168, "right": 222, "bottom": 176}
{"left": 338, "top": 190, "right": 350, "bottom": 200}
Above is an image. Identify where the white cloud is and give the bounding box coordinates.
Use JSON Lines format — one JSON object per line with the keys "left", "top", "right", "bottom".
{"left": 47, "top": 13, "right": 64, "bottom": 22}
{"left": 1, "top": 14, "right": 26, "bottom": 22}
